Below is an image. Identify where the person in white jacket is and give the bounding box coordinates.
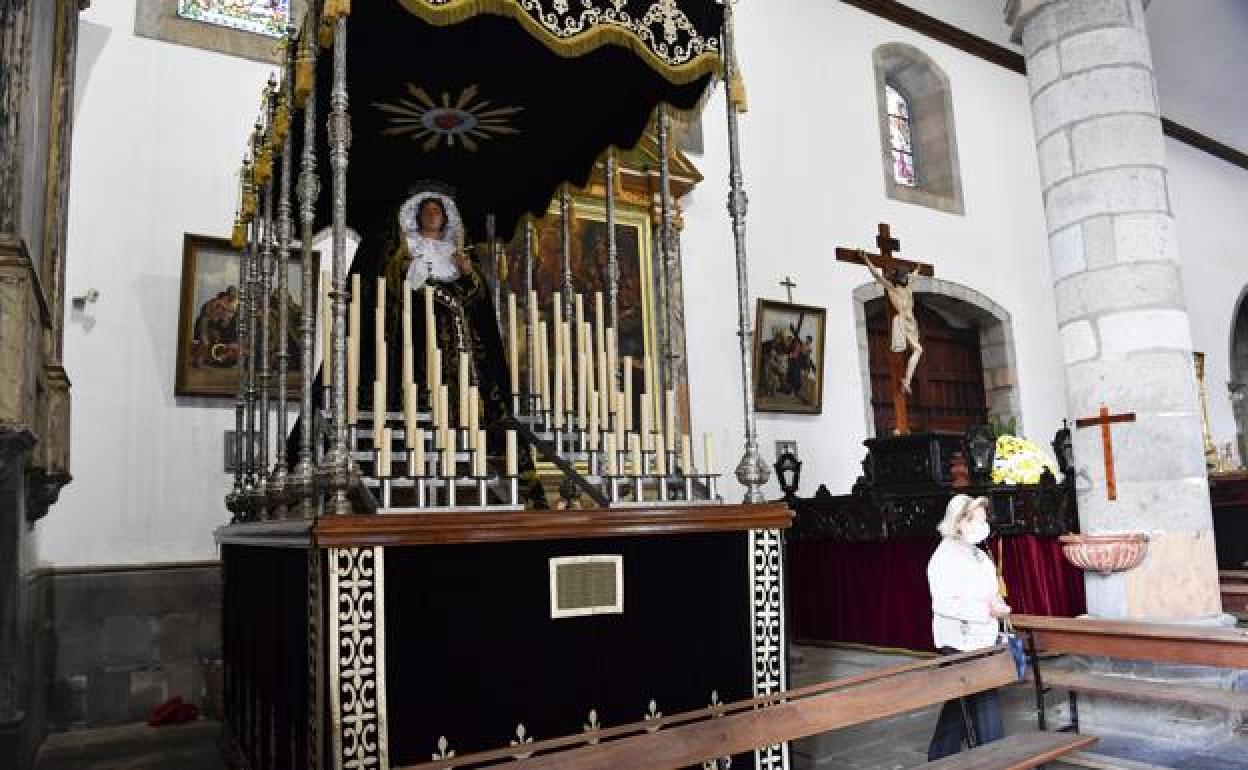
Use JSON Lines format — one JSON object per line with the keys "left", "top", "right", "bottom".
{"left": 926, "top": 494, "right": 1010, "bottom": 760}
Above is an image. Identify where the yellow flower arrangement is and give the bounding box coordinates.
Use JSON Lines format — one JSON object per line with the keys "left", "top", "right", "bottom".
{"left": 991, "top": 434, "right": 1059, "bottom": 485}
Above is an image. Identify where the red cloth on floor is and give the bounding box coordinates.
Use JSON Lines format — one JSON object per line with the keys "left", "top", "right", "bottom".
{"left": 147, "top": 696, "right": 200, "bottom": 726}
{"left": 788, "top": 534, "right": 1085, "bottom": 651}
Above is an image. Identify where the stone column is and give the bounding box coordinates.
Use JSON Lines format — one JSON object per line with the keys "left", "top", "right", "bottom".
{"left": 1007, "top": 0, "right": 1221, "bottom": 621}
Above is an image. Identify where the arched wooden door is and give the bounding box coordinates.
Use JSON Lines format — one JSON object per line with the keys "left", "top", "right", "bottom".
{"left": 867, "top": 300, "right": 987, "bottom": 435}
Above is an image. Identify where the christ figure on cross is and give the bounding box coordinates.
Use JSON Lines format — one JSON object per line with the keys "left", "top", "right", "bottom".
{"left": 861, "top": 251, "right": 923, "bottom": 394}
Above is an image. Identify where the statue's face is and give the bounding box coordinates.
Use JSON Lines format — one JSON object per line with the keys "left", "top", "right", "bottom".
{"left": 418, "top": 200, "right": 447, "bottom": 233}
{"left": 895, "top": 269, "right": 911, "bottom": 286}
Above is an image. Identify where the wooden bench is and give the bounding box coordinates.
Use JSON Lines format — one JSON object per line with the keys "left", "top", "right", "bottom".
{"left": 1011, "top": 614, "right": 1248, "bottom": 735}
{"left": 917, "top": 731, "right": 1097, "bottom": 769}
{"left": 399, "top": 646, "right": 1095, "bottom": 770}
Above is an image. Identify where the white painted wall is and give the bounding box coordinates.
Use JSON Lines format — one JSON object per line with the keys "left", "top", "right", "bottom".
{"left": 1167, "top": 139, "right": 1248, "bottom": 463}
{"left": 38, "top": 0, "right": 1246, "bottom": 565}
{"left": 682, "top": 0, "right": 1063, "bottom": 501}
{"left": 37, "top": 2, "right": 273, "bottom": 566}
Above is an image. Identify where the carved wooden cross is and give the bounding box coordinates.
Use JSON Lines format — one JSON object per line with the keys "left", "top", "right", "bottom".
{"left": 1075, "top": 405, "right": 1137, "bottom": 501}
{"left": 836, "top": 223, "right": 934, "bottom": 435}
{"left": 779, "top": 275, "right": 797, "bottom": 303}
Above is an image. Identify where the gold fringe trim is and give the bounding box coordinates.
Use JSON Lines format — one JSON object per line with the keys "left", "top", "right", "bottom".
{"left": 273, "top": 99, "right": 290, "bottom": 145}
{"left": 728, "top": 68, "right": 748, "bottom": 114}
{"left": 254, "top": 148, "right": 273, "bottom": 187}
{"left": 294, "top": 56, "right": 314, "bottom": 108}
{"left": 394, "top": 0, "right": 721, "bottom": 86}
{"left": 231, "top": 220, "right": 246, "bottom": 250}
{"left": 318, "top": 0, "right": 352, "bottom": 48}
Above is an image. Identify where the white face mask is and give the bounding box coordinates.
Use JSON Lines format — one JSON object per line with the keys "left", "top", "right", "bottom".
{"left": 962, "top": 519, "right": 991, "bottom": 545}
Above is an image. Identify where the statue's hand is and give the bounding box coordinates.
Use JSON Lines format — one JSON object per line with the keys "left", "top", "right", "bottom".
{"left": 454, "top": 250, "right": 473, "bottom": 275}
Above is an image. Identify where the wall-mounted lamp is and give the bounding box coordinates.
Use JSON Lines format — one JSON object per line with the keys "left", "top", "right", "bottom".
{"left": 71, "top": 288, "right": 99, "bottom": 310}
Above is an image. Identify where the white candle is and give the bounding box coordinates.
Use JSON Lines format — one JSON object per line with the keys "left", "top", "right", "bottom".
{"left": 458, "top": 352, "right": 470, "bottom": 429}
{"left": 507, "top": 292, "right": 519, "bottom": 395}
{"left": 505, "top": 430, "right": 518, "bottom": 476}
{"left": 630, "top": 432, "right": 642, "bottom": 476}
{"left": 468, "top": 385, "right": 479, "bottom": 443}
{"left": 424, "top": 285, "right": 435, "bottom": 357}
{"left": 623, "top": 357, "right": 633, "bottom": 432}
{"left": 562, "top": 320, "right": 574, "bottom": 412}
{"left": 347, "top": 273, "right": 361, "bottom": 423}
{"left": 375, "top": 277, "right": 387, "bottom": 390}
{"left": 405, "top": 382, "right": 418, "bottom": 450}
{"left": 553, "top": 347, "right": 564, "bottom": 429}
{"left": 476, "top": 429, "right": 488, "bottom": 477}
{"left": 402, "top": 280, "right": 413, "bottom": 389}
{"left": 372, "top": 379, "right": 385, "bottom": 452}
{"left": 640, "top": 393, "right": 652, "bottom": 452}
{"left": 539, "top": 322, "right": 551, "bottom": 413}
{"left": 573, "top": 293, "right": 584, "bottom": 364}
{"left": 588, "top": 390, "right": 599, "bottom": 451}
{"left": 577, "top": 351, "right": 588, "bottom": 429}
{"left": 378, "top": 427, "right": 392, "bottom": 479}
{"left": 704, "top": 432, "right": 715, "bottom": 474}
{"left": 412, "top": 428, "right": 425, "bottom": 477}
{"left": 615, "top": 391, "right": 626, "bottom": 449}
{"left": 654, "top": 432, "right": 667, "bottom": 476}
{"left": 665, "top": 390, "right": 676, "bottom": 450}
{"left": 681, "top": 434, "right": 693, "bottom": 475}
{"left": 606, "top": 432, "right": 618, "bottom": 476}
{"left": 439, "top": 385, "right": 450, "bottom": 434}
{"left": 527, "top": 290, "right": 539, "bottom": 394}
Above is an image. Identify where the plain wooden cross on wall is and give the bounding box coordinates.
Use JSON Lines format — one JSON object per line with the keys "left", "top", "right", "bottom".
{"left": 1075, "top": 405, "right": 1137, "bottom": 501}
{"left": 836, "top": 223, "right": 934, "bottom": 435}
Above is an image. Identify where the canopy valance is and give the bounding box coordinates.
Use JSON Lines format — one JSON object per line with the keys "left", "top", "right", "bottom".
{"left": 298, "top": 0, "right": 724, "bottom": 241}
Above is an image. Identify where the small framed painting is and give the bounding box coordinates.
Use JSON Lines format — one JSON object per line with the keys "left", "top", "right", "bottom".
{"left": 175, "top": 233, "right": 318, "bottom": 398}
{"left": 752, "top": 298, "right": 826, "bottom": 414}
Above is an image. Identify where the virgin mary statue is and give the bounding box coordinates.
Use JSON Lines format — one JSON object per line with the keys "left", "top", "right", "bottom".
{"left": 326, "top": 184, "right": 546, "bottom": 506}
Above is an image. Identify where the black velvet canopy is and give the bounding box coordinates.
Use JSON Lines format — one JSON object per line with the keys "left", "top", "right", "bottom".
{"left": 301, "top": 0, "right": 723, "bottom": 241}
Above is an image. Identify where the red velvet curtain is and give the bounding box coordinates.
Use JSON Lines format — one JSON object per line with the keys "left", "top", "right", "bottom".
{"left": 788, "top": 535, "right": 1085, "bottom": 652}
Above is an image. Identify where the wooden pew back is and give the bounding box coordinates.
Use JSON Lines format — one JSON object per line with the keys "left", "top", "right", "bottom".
{"left": 399, "top": 647, "right": 1017, "bottom": 770}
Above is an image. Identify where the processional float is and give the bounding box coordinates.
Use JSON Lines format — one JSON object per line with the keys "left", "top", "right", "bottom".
{"left": 218, "top": 3, "right": 789, "bottom": 770}
{"left": 223, "top": 0, "right": 770, "bottom": 520}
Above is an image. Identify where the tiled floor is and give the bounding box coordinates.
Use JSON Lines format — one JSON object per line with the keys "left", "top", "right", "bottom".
{"left": 31, "top": 645, "right": 1248, "bottom": 769}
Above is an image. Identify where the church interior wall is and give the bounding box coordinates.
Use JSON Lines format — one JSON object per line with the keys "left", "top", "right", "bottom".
{"left": 38, "top": 0, "right": 273, "bottom": 568}
{"left": 680, "top": 0, "right": 1065, "bottom": 501}
{"left": 1165, "top": 137, "right": 1248, "bottom": 465}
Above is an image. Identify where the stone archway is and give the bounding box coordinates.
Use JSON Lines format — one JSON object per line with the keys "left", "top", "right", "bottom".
{"left": 1229, "top": 287, "right": 1248, "bottom": 464}
{"left": 853, "top": 277, "right": 1020, "bottom": 438}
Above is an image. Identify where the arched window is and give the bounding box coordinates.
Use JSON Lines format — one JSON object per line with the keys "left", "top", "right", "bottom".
{"left": 873, "top": 44, "right": 964, "bottom": 215}
{"left": 885, "top": 84, "right": 917, "bottom": 188}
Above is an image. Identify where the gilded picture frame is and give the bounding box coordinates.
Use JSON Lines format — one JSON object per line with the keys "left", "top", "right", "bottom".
{"left": 752, "top": 298, "right": 827, "bottom": 415}
{"left": 175, "top": 233, "right": 319, "bottom": 398}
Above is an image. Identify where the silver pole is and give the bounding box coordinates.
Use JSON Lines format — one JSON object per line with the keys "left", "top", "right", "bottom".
{"left": 271, "top": 52, "right": 295, "bottom": 519}
{"left": 257, "top": 177, "right": 275, "bottom": 519}
{"left": 722, "top": 2, "right": 768, "bottom": 503}
{"left": 293, "top": 30, "right": 320, "bottom": 518}
{"left": 325, "top": 16, "right": 354, "bottom": 515}
{"left": 524, "top": 219, "right": 536, "bottom": 397}
{"left": 560, "top": 185, "right": 573, "bottom": 320}
{"left": 487, "top": 213, "right": 501, "bottom": 328}
{"left": 656, "top": 105, "right": 674, "bottom": 392}
{"left": 605, "top": 148, "right": 619, "bottom": 337}
{"left": 243, "top": 191, "right": 260, "bottom": 515}
{"left": 228, "top": 169, "right": 248, "bottom": 518}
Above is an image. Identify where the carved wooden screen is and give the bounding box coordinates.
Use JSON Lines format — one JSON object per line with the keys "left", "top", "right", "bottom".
{"left": 867, "top": 300, "right": 987, "bottom": 435}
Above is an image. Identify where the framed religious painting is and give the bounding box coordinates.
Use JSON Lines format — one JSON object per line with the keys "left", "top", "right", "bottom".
{"left": 174, "top": 233, "right": 319, "bottom": 398}
{"left": 752, "top": 298, "right": 827, "bottom": 414}
{"left": 504, "top": 197, "right": 658, "bottom": 409}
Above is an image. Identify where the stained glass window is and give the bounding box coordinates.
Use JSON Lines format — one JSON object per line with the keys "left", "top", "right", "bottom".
{"left": 886, "top": 83, "right": 917, "bottom": 188}
{"left": 176, "top": 0, "right": 291, "bottom": 38}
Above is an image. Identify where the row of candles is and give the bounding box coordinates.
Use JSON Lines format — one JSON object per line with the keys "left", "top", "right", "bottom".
{"left": 321, "top": 276, "right": 717, "bottom": 480}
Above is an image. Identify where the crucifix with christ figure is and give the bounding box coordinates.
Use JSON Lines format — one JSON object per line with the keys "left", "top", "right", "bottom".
{"left": 836, "top": 223, "right": 934, "bottom": 435}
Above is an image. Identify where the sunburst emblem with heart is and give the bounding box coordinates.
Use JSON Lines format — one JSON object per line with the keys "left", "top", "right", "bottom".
{"left": 373, "top": 84, "right": 522, "bottom": 152}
